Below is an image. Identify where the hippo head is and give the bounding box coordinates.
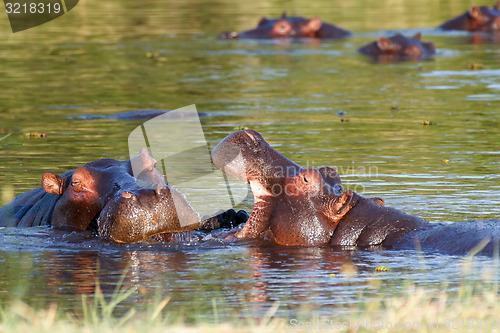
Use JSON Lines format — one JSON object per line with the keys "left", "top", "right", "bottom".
{"left": 41, "top": 149, "right": 200, "bottom": 242}
{"left": 211, "top": 129, "right": 305, "bottom": 200}
{"left": 249, "top": 168, "right": 357, "bottom": 246}
{"left": 358, "top": 33, "right": 436, "bottom": 62}
{"left": 283, "top": 169, "right": 356, "bottom": 223}
{"left": 219, "top": 12, "right": 324, "bottom": 39}
{"left": 212, "top": 130, "right": 353, "bottom": 246}
{"left": 212, "top": 129, "right": 344, "bottom": 200}
{"left": 440, "top": 4, "right": 500, "bottom": 32}
{"left": 466, "top": 5, "right": 500, "bottom": 31}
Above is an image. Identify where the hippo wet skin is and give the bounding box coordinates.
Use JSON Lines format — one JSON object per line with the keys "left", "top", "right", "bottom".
{"left": 211, "top": 130, "right": 500, "bottom": 255}
{"left": 358, "top": 33, "right": 436, "bottom": 62}
{"left": 0, "top": 149, "right": 203, "bottom": 243}
{"left": 439, "top": 3, "right": 500, "bottom": 32}
{"left": 218, "top": 12, "right": 351, "bottom": 40}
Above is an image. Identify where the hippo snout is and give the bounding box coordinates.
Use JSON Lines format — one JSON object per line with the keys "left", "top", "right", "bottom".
{"left": 97, "top": 187, "right": 200, "bottom": 243}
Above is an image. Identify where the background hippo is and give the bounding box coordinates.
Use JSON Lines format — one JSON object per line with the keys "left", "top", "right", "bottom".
{"left": 0, "top": 149, "right": 210, "bottom": 243}
{"left": 212, "top": 130, "right": 500, "bottom": 256}
{"left": 218, "top": 12, "right": 351, "bottom": 40}
{"left": 439, "top": 3, "right": 500, "bottom": 32}
{"left": 358, "top": 33, "right": 436, "bottom": 62}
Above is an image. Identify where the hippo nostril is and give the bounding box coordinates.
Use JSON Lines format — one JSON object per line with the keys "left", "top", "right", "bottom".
{"left": 121, "top": 192, "right": 133, "bottom": 199}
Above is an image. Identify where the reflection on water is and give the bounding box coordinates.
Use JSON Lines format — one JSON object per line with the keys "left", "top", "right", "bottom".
{"left": 0, "top": 227, "right": 496, "bottom": 320}
{"left": 0, "top": 0, "right": 500, "bottom": 320}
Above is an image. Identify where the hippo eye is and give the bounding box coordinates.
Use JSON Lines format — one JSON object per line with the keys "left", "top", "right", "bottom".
{"left": 71, "top": 180, "right": 83, "bottom": 192}
{"left": 302, "top": 175, "right": 308, "bottom": 183}
{"left": 274, "top": 21, "right": 291, "bottom": 35}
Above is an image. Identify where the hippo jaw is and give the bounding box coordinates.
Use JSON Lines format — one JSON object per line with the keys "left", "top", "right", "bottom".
{"left": 97, "top": 187, "right": 200, "bottom": 243}
{"left": 234, "top": 167, "right": 356, "bottom": 246}
{"left": 211, "top": 129, "right": 302, "bottom": 185}
{"left": 211, "top": 129, "right": 266, "bottom": 183}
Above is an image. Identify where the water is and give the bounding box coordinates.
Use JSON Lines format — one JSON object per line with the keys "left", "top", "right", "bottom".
{"left": 0, "top": 0, "right": 500, "bottom": 321}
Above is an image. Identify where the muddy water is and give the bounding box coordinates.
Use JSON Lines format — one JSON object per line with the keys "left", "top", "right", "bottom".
{"left": 0, "top": 0, "right": 499, "bottom": 321}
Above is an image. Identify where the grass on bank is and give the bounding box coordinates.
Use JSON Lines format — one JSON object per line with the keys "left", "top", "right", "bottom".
{"left": 0, "top": 277, "right": 499, "bottom": 333}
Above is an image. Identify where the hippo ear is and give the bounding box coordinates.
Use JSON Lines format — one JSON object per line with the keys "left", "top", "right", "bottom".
{"left": 414, "top": 32, "right": 422, "bottom": 40}
{"left": 258, "top": 17, "right": 269, "bottom": 26}
{"left": 139, "top": 147, "right": 151, "bottom": 156}
{"left": 468, "top": 5, "right": 481, "bottom": 19}
{"left": 370, "top": 197, "right": 385, "bottom": 207}
{"left": 377, "top": 37, "right": 393, "bottom": 51}
{"left": 307, "top": 17, "right": 323, "bottom": 32}
{"left": 42, "top": 173, "right": 65, "bottom": 195}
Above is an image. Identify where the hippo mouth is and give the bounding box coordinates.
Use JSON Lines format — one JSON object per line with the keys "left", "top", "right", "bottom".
{"left": 97, "top": 187, "right": 200, "bottom": 243}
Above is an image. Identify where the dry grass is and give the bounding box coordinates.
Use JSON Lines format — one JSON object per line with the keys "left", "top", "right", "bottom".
{"left": 0, "top": 279, "right": 499, "bottom": 333}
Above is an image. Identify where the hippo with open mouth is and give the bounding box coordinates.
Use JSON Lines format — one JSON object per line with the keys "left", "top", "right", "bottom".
{"left": 0, "top": 149, "right": 245, "bottom": 243}
{"left": 211, "top": 130, "right": 500, "bottom": 255}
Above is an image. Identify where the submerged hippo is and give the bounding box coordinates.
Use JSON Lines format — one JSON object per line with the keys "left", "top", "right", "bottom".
{"left": 0, "top": 149, "right": 245, "bottom": 243}
{"left": 358, "top": 33, "right": 436, "bottom": 62}
{"left": 218, "top": 12, "right": 351, "bottom": 40}
{"left": 439, "top": 3, "right": 500, "bottom": 32}
{"left": 211, "top": 130, "right": 500, "bottom": 255}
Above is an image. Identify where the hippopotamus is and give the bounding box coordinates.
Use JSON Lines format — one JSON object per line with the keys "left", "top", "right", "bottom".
{"left": 358, "top": 33, "right": 436, "bottom": 62}
{"left": 211, "top": 130, "right": 500, "bottom": 255}
{"left": 439, "top": 3, "right": 500, "bottom": 32}
{"left": 211, "top": 130, "right": 384, "bottom": 245}
{"left": 218, "top": 12, "right": 351, "bottom": 40}
{"left": 0, "top": 149, "right": 246, "bottom": 243}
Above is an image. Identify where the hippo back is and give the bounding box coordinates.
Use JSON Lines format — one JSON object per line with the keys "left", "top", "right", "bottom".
{"left": 393, "top": 220, "right": 500, "bottom": 256}
{"left": 0, "top": 187, "right": 59, "bottom": 227}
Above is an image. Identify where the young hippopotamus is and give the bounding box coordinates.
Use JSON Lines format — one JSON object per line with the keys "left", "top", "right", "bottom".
{"left": 439, "top": 3, "right": 500, "bottom": 32}
{"left": 211, "top": 130, "right": 383, "bottom": 246}
{"left": 358, "top": 33, "right": 436, "bottom": 62}
{"left": 218, "top": 12, "right": 351, "bottom": 40}
{"left": 211, "top": 130, "right": 500, "bottom": 255}
{"left": 0, "top": 149, "right": 244, "bottom": 243}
